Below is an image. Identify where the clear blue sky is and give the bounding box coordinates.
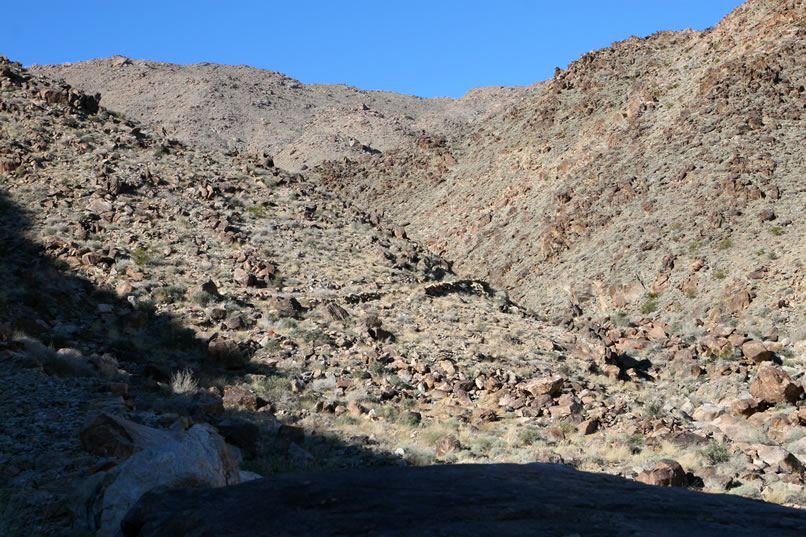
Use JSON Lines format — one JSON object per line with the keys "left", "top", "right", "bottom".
{"left": 6, "top": 1, "right": 743, "bottom": 97}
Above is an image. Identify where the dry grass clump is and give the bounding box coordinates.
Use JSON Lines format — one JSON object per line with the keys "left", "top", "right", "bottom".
{"left": 170, "top": 368, "right": 199, "bottom": 394}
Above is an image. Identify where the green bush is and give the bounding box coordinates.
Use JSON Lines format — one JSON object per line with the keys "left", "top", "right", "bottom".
{"left": 51, "top": 258, "right": 69, "bottom": 271}
{"left": 130, "top": 247, "right": 152, "bottom": 266}
{"left": 640, "top": 299, "right": 658, "bottom": 314}
{"left": 192, "top": 290, "right": 218, "bottom": 306}
{"left": 701, "top": 441, "right": 731, "bottom": 464}
{"left": 518, "top": 427, "right": 544, "bottom": 446}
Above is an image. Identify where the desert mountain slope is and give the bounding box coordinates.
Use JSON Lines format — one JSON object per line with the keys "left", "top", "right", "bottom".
{"left": 5, "top": 0, "right": 806, "bottom": 533}
{"left": 317, "top": 0, "right": 806, "bottom": 338}
{"left": 30, "top": 57, "right": 527, "bottom": 172}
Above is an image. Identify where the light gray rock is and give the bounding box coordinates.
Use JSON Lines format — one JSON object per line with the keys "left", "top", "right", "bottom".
{"left": 72, "top": 423, "right": 240, "bottom": 537}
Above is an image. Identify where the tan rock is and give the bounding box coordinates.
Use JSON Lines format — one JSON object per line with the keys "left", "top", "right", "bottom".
{"left": 521, "top": 375, "right": 564, "bottom": 397}
{"left": 755, "top": 445, "right": 803, "bottom": 474}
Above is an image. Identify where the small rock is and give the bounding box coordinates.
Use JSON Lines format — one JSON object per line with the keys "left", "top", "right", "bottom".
{"left": 578, "top": 418, "right": 599, "bottom": 435}
{"left": 222, "top": 385, "right": 267, "bottom": 410}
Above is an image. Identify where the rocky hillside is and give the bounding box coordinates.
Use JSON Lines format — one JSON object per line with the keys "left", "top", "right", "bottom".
{"left": 4, "top": 0, "right": 806, "bottom": 534}
{"left": 316, "top": 0, "right": 806, "bottom": 340}
{"left": 30, "top": 57, "right": 527, "bottom": 172}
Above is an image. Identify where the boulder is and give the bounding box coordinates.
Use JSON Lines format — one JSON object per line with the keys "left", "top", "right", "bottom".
{"left": 207, "top": 339, "right": 247, "bottom": 369}
{"left": 222, "top": 384, "right": 268, "bottom": 410}
{"left": 79, "top": 413, "right": 178, "bottom": 459}
{"left": 521, "top": 375, "right": 564, "bottom": 397}
{"left": 755, "top": 445, "right": 803, "bottom": 474}
{"left": 636, "top": 459, "right": 686, "bottom": 487}
{"left": 742, "top": 340, "right": 773, "bottom": 363}
{"left": 121, "top": 463, "right": 806, "bottom": 537}
{"left": 750, "top": 364, "right": 803, "bottom": 404}
{"left": 266, "top": 296, "right": 303, "bottom": 318}
{"left": 214, "top": 417, "right": 264, "bottom": 460}
{"left": 233, "top": 267, "right": 257, "bottom": 287}
{"left": 72, "top": 423, "right": 240, "bottom": 537}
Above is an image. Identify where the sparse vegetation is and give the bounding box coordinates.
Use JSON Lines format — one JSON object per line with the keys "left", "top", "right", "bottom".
{"left": 701, "top": 441, "right": 731, "bottom": 465}
{"left": 640, "top": 298, "right": 658, "bottom": 315}
{"left": 170, "top": 368, "right": 198, "bottom": 394}
{"left": 717, "top": 238, "right": 733, "bottom": 250}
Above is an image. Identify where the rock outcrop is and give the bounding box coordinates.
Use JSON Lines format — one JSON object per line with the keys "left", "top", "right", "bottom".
{"left": 122, "top": 463, "right": 806, "bottom": 537}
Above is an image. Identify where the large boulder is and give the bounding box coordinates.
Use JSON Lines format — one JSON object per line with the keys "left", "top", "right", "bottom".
{"left": 72, "top": 423, "right": 241, "bottom": 537}
{"left": 750, "top": 364, "right": 803, "bottom": 404}
{"left": 79, "top": 413, "right": 178, "bottom": 459}
{"left": 122, "top": 463, "right": 806, "bottom": 537}
{"left": 636, "top": 459, "right": 686, "bottom": 487}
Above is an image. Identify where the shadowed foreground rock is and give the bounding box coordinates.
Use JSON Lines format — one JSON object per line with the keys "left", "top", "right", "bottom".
{"left": 122, "top": 463, "right": 806, "bottom": 537}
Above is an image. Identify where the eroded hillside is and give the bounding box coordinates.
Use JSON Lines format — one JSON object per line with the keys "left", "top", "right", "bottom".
{"left": 30, "top": 57, "right": 526, "bottom": 172}
{"left": 317, "top": 0, "right": 806, "bottom": 340}
{"left": 4, "top": 0, "right": 806, "bottom": 534}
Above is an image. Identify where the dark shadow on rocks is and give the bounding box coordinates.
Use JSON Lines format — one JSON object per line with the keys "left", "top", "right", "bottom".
{"left": 0, "top": 188, "right": 398, "bottom": 534}
{"left": 122, "top": 462, "right": 806, "bottom": 537}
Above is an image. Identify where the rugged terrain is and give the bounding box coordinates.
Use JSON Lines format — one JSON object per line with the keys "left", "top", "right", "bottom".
{"left": 3, "top": 0, "right": 806, "bottom": 535}
{"left": 30, "top": 57, "right": 528, "bottom": 172}
{"left": 317, "top": 0, "right": 806, "bottom": 338}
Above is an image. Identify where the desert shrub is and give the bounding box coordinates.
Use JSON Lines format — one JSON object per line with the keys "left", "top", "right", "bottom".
{"left": 643, "top": 401, "right": 664, "bottom": 419}
{"left": 130, "top": 247, "right": 152, "bottom": 266}
{"left": 135, "top": 299, "right": 157, "bottom": 317}
{"left": 154, "top": 285, "right": 186, "bottom": 303}
{"left": 611, "top": 311, "right": 630, "bottom": 327}
{"left": 51, "top": 258, "right": 69, "bottom": 271}
{"left": 518, "top": 427, "right": 544, "bottom": 446}
{"left": 158, "top": 318, "right": 198, "bottom": 349}
{"left": 701, "top": 441, "right": 731, "bottom": 465}
{"left": 192, "top": 290, "right": 218, "bottom": 306}
{"left": 640, "top": 299, "right": 658, "bottom": 314}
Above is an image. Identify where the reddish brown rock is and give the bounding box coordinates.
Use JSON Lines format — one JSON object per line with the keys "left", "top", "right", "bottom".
{"left": 80, "top": 413, "right": 177, "bottom": 460}
{"left": 729, "top": 397, "right": 760, "bottom": 417}
{"left": 742, "top": 340, "right": 773, "bottom": 363}
{"left": 222, "top": 385, "right": 267, "bottom": 410}
{"left": 750, "top": 364, "right": 803, "bottom": 404}
{"left": 636, "top": 459, "right": 686, "bottom": 487}
{"left": 233, "top": 267, "right": 257, "bottom": 287}
{"left": 266, "top": 296, "right": 303, "bottom": 318}
{"left": 578, "top": 418, "right": 600, "bottom": 435}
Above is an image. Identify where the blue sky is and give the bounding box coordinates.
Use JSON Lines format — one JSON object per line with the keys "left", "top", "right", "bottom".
{"left": 6, "top": 1, "right": 743, "bottom": 97}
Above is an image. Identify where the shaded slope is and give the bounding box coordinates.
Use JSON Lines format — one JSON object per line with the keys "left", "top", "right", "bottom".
{"left": 123, "top": 462, "right": 806, "bottom": 537}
